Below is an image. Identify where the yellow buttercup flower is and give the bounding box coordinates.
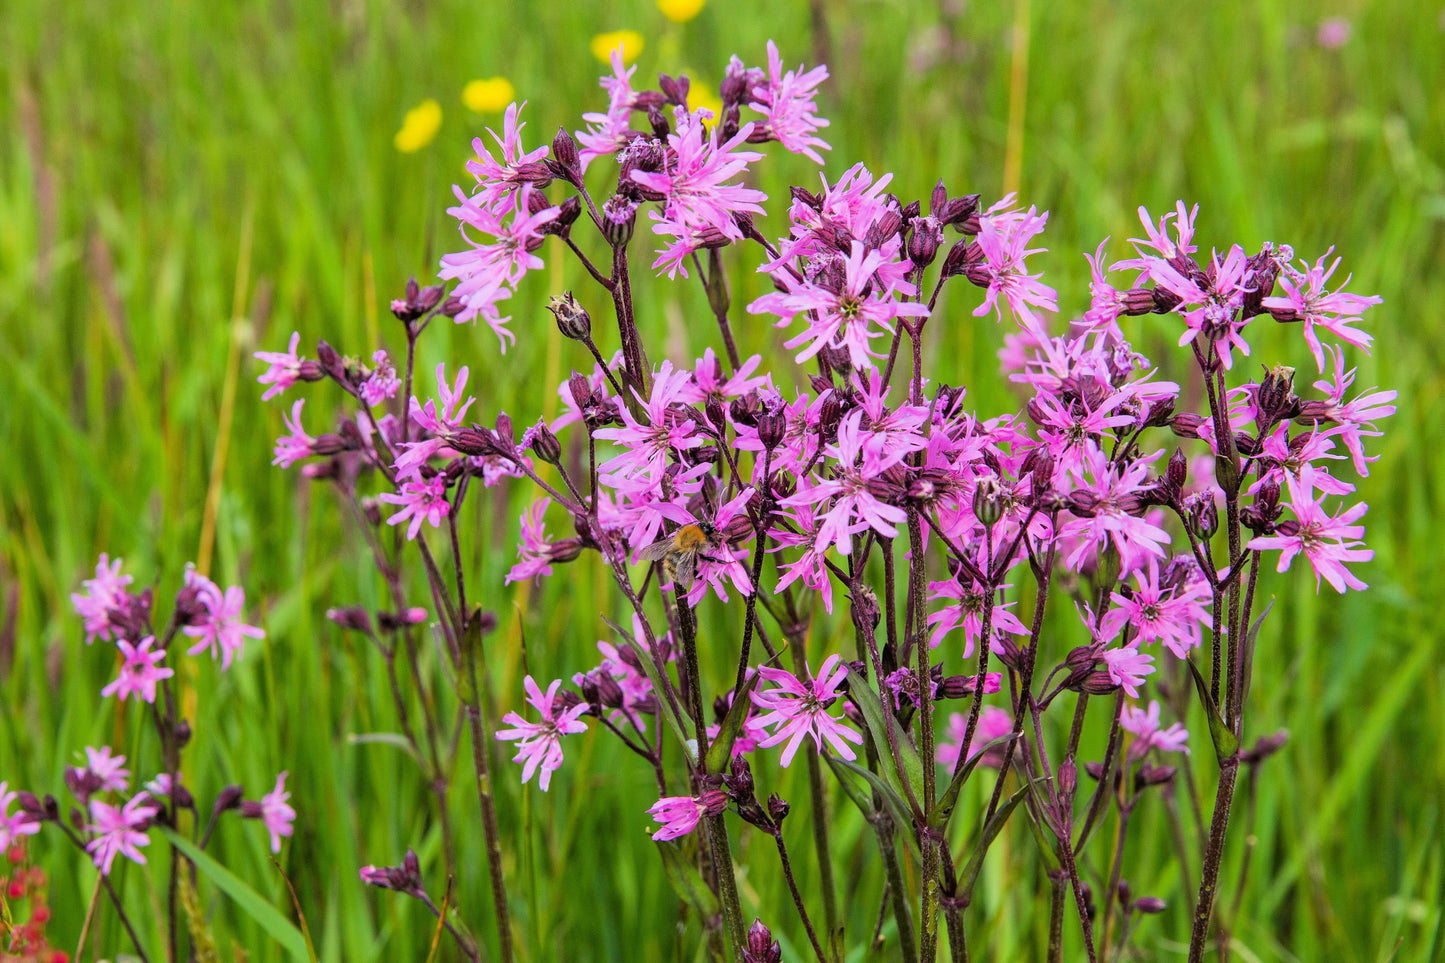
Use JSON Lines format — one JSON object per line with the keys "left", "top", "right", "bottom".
{"left": 591, "top": 30, "right": 644, "bottom": 64}
{"left": 394, "top": 99, "right": 442, "bottom": 153}
{"left": 658, "top": 0, "right": 705, "bottom": 23}
{"left": 686, "top": 83, "right": 722, "bottom": 120}
{"left": 463, "top": 77, "right": 515, "bottom": 113}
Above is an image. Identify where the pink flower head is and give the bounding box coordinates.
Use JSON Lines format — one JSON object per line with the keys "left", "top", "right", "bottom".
{"left": 378, "top": 474, "right": 451, "bottom": 540}
{"left": 0, "top": 782, "right": 41, "bottom": 851}
{"left": 750, "top": 654, "right": 864, "bottom": 767}
{"left": 495, "top": 676, "right": 589, "bottom": 791}
{"left": 1125, "top": 201, "right": 1199, "bottom": 264}
{"left": 101, "top": 635, "right": 174, "bottom": 704}
{"left": 1262, "top": 249, "right": 1381, "bottom": 372}
{"left": 183, "top": 579, "right": 265, "bottom": 670}
{"left": 395, "top": 364, "right": 475, "bottom": 479}
{"left": 84, "top": 746, "right": 131, "bottom": 793}
{"left": 779, "top": 410, "right": 909, "bottom": 556}
{"left": 1309, "top": 345, "right": 1396, "bottom": 476}
{"left": 464, "top": 100, "right": 549, "bottom": 214}
{"left": 86, "top": 795, "right": 158, "bottom": 876}
{"left": 1100, "top": 562, "right": 1209, "bottom": 659}
{"left": 971, "top": 196, "right": 1059, "bottom": 331}
{"left": 1101, "top": 644, "right": 1155, "bottom": 699}
{"left": 506, "top": 498, "right": 556, "bottom": 585}
{"left": 646, "top": 790, "right": 727, "bottom": 841}
{"left": 594, "top": 361, "right": 703, "bottom": 483}
{"left": 360, "top": 350, "right": 400, "bottom": 406}
{"left": 1159, "top": 244, "right": 1255, "bottom": 370}
{"left": 577, "top": 47, "right": 638, "bottom": 171}
{"left": 925, "top": 575, "right": 1029, "bottom": 657}
{"left": 749, "top": 40, "right": 831, "bottom": 163}
{"left": 1120, "top": 700, "right": 1190, "bottom": 759}
{"left": 1317, "top": 17, "right": 1351, "bottom": 48}
{"left": 1059, "top": 444, "right": 1172, "bottom": 571}
{"left": 254, "top": 331, "right": 307, "bottom": 401}
{"left": 1247, "top": 468, "right": 1373, "bottom": 593}
{"left": 440, "top": 186, "right": 558, "bottom": 349}
{"left": 271, "top": 398, "right": 315, "bottom": 468}
{"left": 244, "top": 772, "right": 296, "bottom": 854}
{"left": 71, "top": 553, "right": 132, "bottom": 644}
{"left": 935, "top": 706, "right": 1015, "bottom": 770}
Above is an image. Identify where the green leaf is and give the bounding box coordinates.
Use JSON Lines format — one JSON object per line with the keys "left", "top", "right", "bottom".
{"left": 346, "top": 732, "right": 421, "bottom": 765}
{"left": 955, "top": 781, "right": 1033, "bottom": 905}
{"left": 822, "top": 748, "right": 877, "bottom": 818}
{"left": 844, "top": 667, "right": 924, "bottom": 812}
{"left": 603, "top": 616, "right": 697, "bottom": 765}
{"left": 656, "top": 840, "right": 722, "bottom": 919}
{"left": 1239, "top": 597, "right": 1274, "bottom": 709}
{"left": 929, "top": 730, "right": 1019, "bottom": 830}
{"left": 825, "top": 753, "right": 921, "bottom": 862}
{"left": 704, "top": 667, "right": 765, "bottom": 774}
{"left": 1185, "top": 656, "right": 1240, "bottom": 763}
{"left": 160, "top": 829, "right": 311, "bottom": 963}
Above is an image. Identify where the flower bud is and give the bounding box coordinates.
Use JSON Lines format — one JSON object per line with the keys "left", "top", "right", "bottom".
{"left": 906, "top": 216, "right": 943, "bottom": 268}
{"left": 766, "top": 793, "right": 790, "bottom": 825}
{"left": 602, "top": 194, "right": 638, "bottom": 247}
{"left": 1256, "top": 364, "right": 1300, "bottom": 424}
{"left": 1135, "top": 896, "right": 1167, "bottom": 914}
{"left": 326, "top": 606, "right": 373, "bottom": 634}
{"left": 756, "top": 400, "right": 787, "bottom": 451}
{"left": 214, "top": 784, "right": 245, "bottom": 814}
{"left": 1166, "top": 448, "right": 1188, "bottom": 492}
{"left": 550, "top": 126, "right": 581, "bottom": 181}
{"left": 547, "top": 291, "right": 591, "bottom": 341}
{"left": 1135, "top": 764, "right": 1177, "bottom": 789}
{"left": 743, "top": 919, "right": 782, "bottom": 963}
{"left": 527, "top": 422, "right": 563, "bottom": 465}
{"left": 940, "top": 237, "right": 973, "bottom": 278}
{"left": 1186, "top": 492, "right": 1219, "bottom": 539}
{"left": 973, "top": 476, "right": 1007, "bottom": 528}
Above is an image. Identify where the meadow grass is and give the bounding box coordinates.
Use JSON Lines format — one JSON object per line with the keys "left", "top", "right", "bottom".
{"left": 1, "top": 0, "right": 1443, "bottom": 959}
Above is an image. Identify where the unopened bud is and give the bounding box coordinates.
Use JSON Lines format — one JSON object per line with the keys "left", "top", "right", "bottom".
{"left": 551, "top": 127, "right": 581, "bottom": 179}
{"left": 326, "top": 606, "right": 373, "bottom": 634}
{"left": 743, "top": 919, "right": 782, "bottom": 963}
{"left": 766, "top": 793, "right": 790, "bottom": 825}
{"left": 548, "top": 292, "right": 592, "bottom": 341}
{"left": 973, "top": 476, "right": 1007, "bottom": 528}
{"left": 528, "top": 422, "right": 563, "bottom": 465}
{"left": 1135, "top": 896, "right": 1167, "bottom": 914}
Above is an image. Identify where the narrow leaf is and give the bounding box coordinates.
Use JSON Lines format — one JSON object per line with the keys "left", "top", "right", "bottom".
{"left": 955, "top": 781, "right": 1032, "bottom": 904}
{"left": 346, "top": 732, "right": 421, "bottom": 764}
{"left": 656, "top": 841, "right": 722, "bottom": 918}
{"left": 1239, "top": 597, "right": 1274, "bottom": 710}
{"left": 1185, "top": 656, "right": 1240, "bottom": 763}
{"left": 929, "top": 731, "right": 1020, "bottom": 830}
{"left": 161, "top": 829, "right": 310, "bottom": 963}
{"left": 822, "top": 748, "right": 877, "bottom": 817}
{"left": 844, "top": 667, "right": 924, "bottom": 812}
{"left": 704, "top": 668, "right": 764, "bottom": 774}
{"left": 603, "top": 615, "right": 696, "bottom": 764}
{"left": 826, "top": 754, "right": 922, "bottom": 862}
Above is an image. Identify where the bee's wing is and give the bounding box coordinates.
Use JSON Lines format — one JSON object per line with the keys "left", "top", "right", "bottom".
{"left": 674, "top": 552, "right": 696, "bottom": 588}
{"left": 636, "top": 538, "right": 674, "bottom": 563}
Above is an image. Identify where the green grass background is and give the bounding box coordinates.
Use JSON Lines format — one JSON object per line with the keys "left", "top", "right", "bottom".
{"left": 1, "top": 0, "right": 1442, "bottom": 960}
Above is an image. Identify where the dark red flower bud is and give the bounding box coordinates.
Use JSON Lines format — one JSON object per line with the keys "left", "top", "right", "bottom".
{"left": 550, "top": 127, "right": 581, "bottom": 181}
{"left": 1135, "top": 896, "right": 1167, "bottom": 914}
{"left": 1166, "top": 448, "right": 1188, "bottom": 491}
{"left": 326, "top": 606, "right": 373, "bottom": 634}
{"left": 602, "top": 194, "right": 638, "bottom": 247}
{"left": 743, "top": 919, "right": 782, "bottom": 963}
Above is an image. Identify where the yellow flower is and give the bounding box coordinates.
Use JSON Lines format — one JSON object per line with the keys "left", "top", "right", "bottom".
{"left": 394, "top": 99, "right": 442, "bottom": 153}
{"left": 462, "top": 77, "right": 515, "bottom": 113}
{"left": 686, "top": 83, "right": 722, "bottom": 120}
{"left": 658, "top": 0, "right": 704, "bottom": 23}
{"left": 590, "top": 30, "right": 644, "bottom": 64}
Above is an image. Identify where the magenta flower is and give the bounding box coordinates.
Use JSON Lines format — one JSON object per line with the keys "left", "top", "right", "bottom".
{"left": 1101, "top": 562, "right": 1209, "bottom": 659}
{"left": 464, "top": 100, "right": 549, "bottom": 214}
{"left": 271, "top": 399, "right": 315, "bottom": 468}
{"left": 935, "top": 706, "right": 1014, "bottom": 770}
{"left": 594, "top": 361, "right": 703, "bottom": 482}
{"left": 749, "top": 40, "right": 830, "bottom": 164}
{"left": 577, "top": 47, "right": 638, "bottom": 170}
{"left": 243, "top": 772, "right": 296, "bottom": 854}
{"left": 86, "top": 795, "right": 158, "bottom": 876}
{"left": 70, "top": 553, "right": 132, "bottom": 644}
{"left": 0, "top": 782, "right": 41, "bottom": 851}
{"left": 1101, "top": 644, "right": 1155, "bottom": 699}
{"left": 971, "top": 196, "right": 1058, "bottom": 331}
{"left": 779, "top": 411, "right": 909, "bottom": 556}
{"left": 101, "top": 635, "right": 174, "bottom": 703}
{"left": 1156, "top": 244, "right": 1255, "bottom": 370}
{"left": 184, "top": 580, "right": 265, "bottom": 670}
{"left": 1120, "top": 700, "right": 1190, "bottom": 759}
{"left": 495, "top": 676, "right": 589, "bottom": 791}
{"left": 1310, "top": 345, "right": 1397, "bottom": 476}
{"left": 84, "top": 746, "right": 131, "bottom": 793}
{"left": 1247, "top": 469, "right": 1373, "bottom": 593}
{"left": 750, "top": 654, "right": 864, "bottom": 767}
{"left": 396, "top": 364, "right": 475, "bottom": 479}
{"left": 378, "top": 474, "right": 451, "bottom": 540}
{"left": 1123, "top": 201, "right": 1199, "bottom": 264}
{"left": 506, "top": 498, "right": 556, "bottom": 585}
{"left": 360, "top": 350, "right": 400, "bottom": 406}
{"left": 646, "top": 790, "right": 727, "bottom": 841}
{"left": 254, "top": 331, "right": 306, "bottom": 402}
{"left": 926, "top": 575, "right": 1029, "bottom": 656}
{"left": 1059, "top": 444, "right": 1172, "bottom": 571}
{"left": 1263, "top": 249, "right": 1380, "bottom": 371}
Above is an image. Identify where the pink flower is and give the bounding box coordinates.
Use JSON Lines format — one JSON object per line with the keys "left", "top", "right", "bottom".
{"left": 577, "top": 47, "right": 638, "bottom": 170}
{"left": 971, "top": 196, "right": 1058, "bottom": 330}
{"left": 750, "top": 654, "right": 864, "bottom": 767}
{"left": 594, "top": 361, "right": 703, "bottom": 483}
{"left": 1100, "top": 562, "right": 1209, "bottom": 659}
{"left": 1317, "top": 17, "right": 1351, "bottom": 48}
{"left": 360, "top": 350, "right": 400, "bottom": 406}
{"left": 183, "top": 579, "right": 265, "bottom": 670}
{"left": 925, "top": 575, "right": 1029, "bottom": 657}
{"left": 1247, "top": 469, "right": 1373, "bottom": 593}
{"left": 749, "top": 40, "right": 831, "bottom": 163}
{"left": 0, "top": 782, "right": 41, "bottom": 851}
{"left": 1059, "top": 444, "right": 1172, "bottom": 571}
{"left": 244, "top": 772, "right": 296, "bottom": 854}
{"left": 1120, "top": 700, "right": 1189, "bottom": 759}
{"left": 271, "top": 399, "right": 315, "bottom": 468}
{"left": 101, "top": 635, "right": 174, "bottom": 703}
{"left": 1308, "top": 344, "right": 1395, "bottom": 476}
{"left": 646, "top": 790, "right": 727, "bottom": 841}
{"left": 86, "top": 795, "right": 158, "bottom": 876}
{"left": 378, "top": 475, "right": 451, "bottom": 540}
{"left": 84, "top": 746, "right": 131, "bottom": 793}
{"left": 935, "top": 706, "right": 1014, "bottom": 770}
{"left": 464, "top": 101, "right": 549, "bottom": 214}
{"left": 1157, "top": 244, "right": 1255, "bottom": 370}
{"left": 779, "top": 411, "right": 909, "bottom": 556}
{"left": 495, "top": 676, "right": 589, "bottom": 791}
{"left": 396, "top": 364, "right": 475, "bottom": 479}
{"left": 1124, "top": 201, "right": 1199, "bottom": 264}
{"left": 254, "top": 331, "right": 307, "bottom": 401}
{"left": 1101, "top": 645, "right": 1155, "bottom": 699}
{"left": 1262, "top": 250, "right": 1380, "bottom": 371}
{"left": 70, "top": 553, "right": 132, "bottom": 644}
{"left": 506, "top": 498, "right": 556, "bottom": 584}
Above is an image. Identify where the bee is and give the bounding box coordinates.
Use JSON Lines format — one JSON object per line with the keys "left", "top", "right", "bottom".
{"left": 637, "top": 520, "right": 725, "bottom": 588}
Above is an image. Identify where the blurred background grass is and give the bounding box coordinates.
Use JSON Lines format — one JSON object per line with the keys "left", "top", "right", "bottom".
{"left": 2, "top": 0, "right": 1443, "bottom": 960}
